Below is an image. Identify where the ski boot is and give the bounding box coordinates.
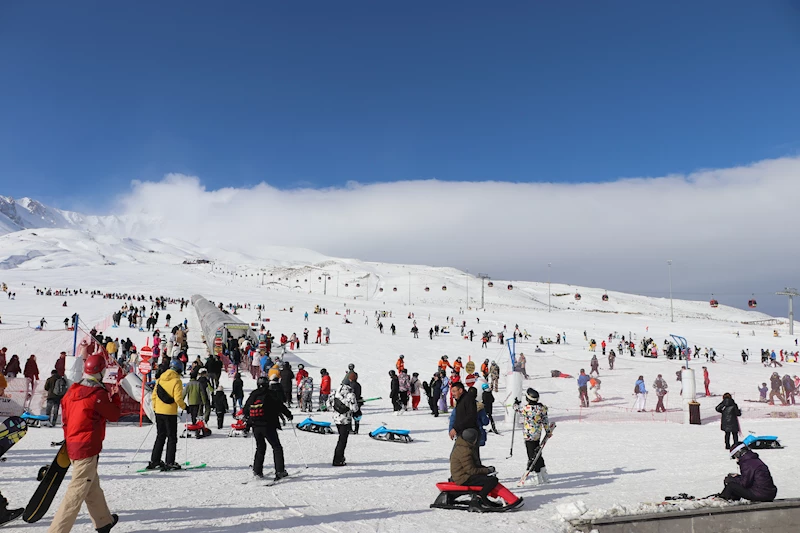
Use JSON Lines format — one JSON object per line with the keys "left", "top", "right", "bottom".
{"left": 0, "top": 492, "right": 23, "bottom": 526}
{"left": 274, "top": 470, "right": 289, "bottom": 481}
{"left": 96, "top": 513, "right": 118, "bottom": 533}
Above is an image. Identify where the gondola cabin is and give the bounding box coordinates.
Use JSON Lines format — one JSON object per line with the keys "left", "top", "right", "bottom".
{"left": 507, "top": 284, "right": 513, "bottom": 290}
{"left": 574, "top": 293, "right": 582, "bottom": 301}
{"left": 379, "top": 287, "right": 384, "bottom": 292}
{"left": 344, "top": 283, "right": 349, "bottom": 287}
{"left": 710, "top": 299, "right": 719, "bottom": 308}
{"left": 487, "top": 281, "right": 494, "bottom": 288}
{"left": 424, "top": 287, "right": 430, "bottom": 292}
{"left": 356, "top": 283, "right": 360, "bottom": 288}
{"left": 393, "top": 287, "right": 398, "bottom": 292}
{"left": 748, "top": 299, "right": 757, "bottom": 309}
{"left": 602, "top": 294, "right": 609, "bottom": 302}
{"left": 442, "top": 285, "right": 447, "bottom": 291}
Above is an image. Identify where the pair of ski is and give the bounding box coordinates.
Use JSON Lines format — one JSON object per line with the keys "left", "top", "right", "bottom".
{"left": 241, "top": 469, "right": 302, "bottom": 486}
{"left": 136, "top": 462, "right": 207, "bottom": 474}
{"left": 517, "top": 422, "right": 556, "bottom": 487}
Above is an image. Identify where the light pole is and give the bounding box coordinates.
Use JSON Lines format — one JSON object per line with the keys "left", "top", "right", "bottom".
{"left": 776, "top": 288, "right": 799, "bottom": 335}
{"left": 466, "top": 269, "right": 469, "bottom": 310}
{"left": 667, "top": 260, "right": 674, "bottom": 323}
{"left": 322, "top": 272, "right": 329, "bottom": 295}
{"left": 478, "top": 273, "right": 490, "bottom": 309}
{"left": 408, "top": 272, "right": 411, "bottom": 306}
{"left": 548, "top": 263, "right": 551, "bottom": 313}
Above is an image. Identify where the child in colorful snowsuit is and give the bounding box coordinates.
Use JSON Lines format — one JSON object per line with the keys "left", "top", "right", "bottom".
{"left": 301, "top": 377, "right": 314, "bottom": 412}
{"left": 514, "top": 388, "right": 550, "bottom": 485}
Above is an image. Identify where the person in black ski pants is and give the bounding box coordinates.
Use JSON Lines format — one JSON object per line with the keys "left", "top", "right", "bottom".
{"left": 244, "top": 377, "right": 293, "bottom": 481}
{"left": 349, "top": 372, "right": 363, "bottom": 434}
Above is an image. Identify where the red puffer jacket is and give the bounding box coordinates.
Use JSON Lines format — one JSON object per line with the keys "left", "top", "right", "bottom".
{"left": 61, "top": 379, "right": 121, "bottom": 460}
{"left": 320, "top": 375, "right": 331, "bottom": 395}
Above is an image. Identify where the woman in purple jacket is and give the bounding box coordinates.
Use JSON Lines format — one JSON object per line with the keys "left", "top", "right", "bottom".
{"left": 719, "top": 443, "right": 777, "bottom": 502}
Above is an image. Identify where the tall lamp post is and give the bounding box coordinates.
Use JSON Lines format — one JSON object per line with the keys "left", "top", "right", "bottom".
{"left": 776, "top": 288, "right": 799, "bottom": 335}
{"left": 548, "top": 263, "right": 551, "bottom": 313}
{"left": 478, "top": 273, "right": 490, "bottom": 309}
{"left": 466, "top": 269, "right": 469, "bottom": 310}
{"left": 667, "top": 260, "right": 674, "bottom": 323}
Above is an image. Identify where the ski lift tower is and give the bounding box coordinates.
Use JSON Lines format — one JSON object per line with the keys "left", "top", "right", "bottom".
{"left": 478, "top": 273, "right": 490, "bottom": 309}
{"left": 776, "top": 288, "right": 798, "bottom": 336}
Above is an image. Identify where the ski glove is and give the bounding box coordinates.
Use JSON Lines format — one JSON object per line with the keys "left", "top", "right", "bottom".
{"left": 487, "top": 466, "right": 496, "bottom": 474}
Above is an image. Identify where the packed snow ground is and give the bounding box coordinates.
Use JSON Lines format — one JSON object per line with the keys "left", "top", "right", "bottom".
{"left": 1, "top": 263, "right": 799, "bottom": 532}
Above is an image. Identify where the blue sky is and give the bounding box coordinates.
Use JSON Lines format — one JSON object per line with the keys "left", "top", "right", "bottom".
{"left": 2, "top": 1, "right": 800, "bottom": 207}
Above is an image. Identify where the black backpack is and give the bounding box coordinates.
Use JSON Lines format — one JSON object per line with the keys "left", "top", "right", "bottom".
{"left": 53, "top": 377, "right": 68, "bottom": 397}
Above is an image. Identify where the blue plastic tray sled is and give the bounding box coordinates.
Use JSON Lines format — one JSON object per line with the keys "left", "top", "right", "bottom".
{"left": 296, "top": 417, "right": 333, "bottom": 434}
{"left": 21, "top": 411, "right": 50, "bottom": 427}
{"left": 742, "top": 434, "right": 783, "bottom": 449}
{"left": 369, "top": 425, "right": 412, "bottom": 443}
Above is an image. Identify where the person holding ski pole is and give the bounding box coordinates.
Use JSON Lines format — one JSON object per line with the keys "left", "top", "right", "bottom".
{"left": 514, "top": 388, "right": 550, "bottom": 485}
{"left": 634, "top": 375, "right": 648, "bottom": 412}
{"left": 49, "top": 352, "right": 121, "bottom": 533}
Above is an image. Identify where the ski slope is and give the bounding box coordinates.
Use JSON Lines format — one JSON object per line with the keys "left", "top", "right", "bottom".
{"left": 1, "top": 261, "right": 799, "bottom": 533}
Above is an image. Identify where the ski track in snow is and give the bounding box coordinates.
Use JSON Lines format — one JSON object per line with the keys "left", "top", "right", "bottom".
{"left": 0, "top": 263, "right": 798, "bottom": 532}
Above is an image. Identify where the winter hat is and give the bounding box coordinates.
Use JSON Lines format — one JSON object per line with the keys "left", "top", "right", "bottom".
{"left": 730, "top": 443, "right": 748, "bottom": 460}
{"left": 461, "top": 428, "right": 479, "bottom": 444}
{"left": 526, "top": 388, "right": 539, "bottom": 402}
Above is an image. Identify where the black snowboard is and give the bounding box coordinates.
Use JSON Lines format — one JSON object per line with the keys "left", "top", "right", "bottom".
{"left": 0, "top": 416, "right": 27, "bottom": 459}
{"left": 23, "top": 443, "right": 71, "bottom": 523}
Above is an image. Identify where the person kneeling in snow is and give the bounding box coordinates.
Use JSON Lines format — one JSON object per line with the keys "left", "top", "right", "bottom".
{"left": 718, "top": 443, "right": 777, "bottom": 502}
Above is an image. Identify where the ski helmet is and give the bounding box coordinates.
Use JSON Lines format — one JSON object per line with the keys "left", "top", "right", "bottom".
{"left": 298, "top": 364, "right": 304, "bottom": 370}
{"left": 462, "top": 428, "right": 479, "bottom": 444}
{"left": 84, "top": 353, "right": 107, "bottom": 375}
{"left": 730, "top": 443, "right": 749, "bottom": 460}
{"left": 169, "top": 359, "right": 183, "bottom": 372}
{"left": 348, "top": 363, "right": 355, "bottom": 371}
{"left": 399, "top": 354, "right": 404, "bottom": 359}
{"left": 257, "top": 376, "right": 269, "bottom": 388}
{"left": 525, "top": 388, "right": 539, "bottom": 403}
{"left": 481, "top": 383, "right": 489, "bottom": 391}
{"left": 320, "top": 368, "right": 327, "bottom": 375}
{"left": 442, "top": 355, "right": 448, "bottom": 360}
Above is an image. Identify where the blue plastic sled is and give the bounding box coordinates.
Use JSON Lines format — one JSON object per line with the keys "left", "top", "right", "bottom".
{"left": 369, "top": 425, "right": 412, "bottom": 443}
{"left": 743, "top": 434, "right": 783, "bottom": 449}
{"left": 296, "top": 417, "right": 333, "bottom": 434}
{"left": 21, "top": 411, "right": 50, "bottom": 427}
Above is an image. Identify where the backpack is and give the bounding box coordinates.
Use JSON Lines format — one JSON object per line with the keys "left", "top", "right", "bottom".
{"left": 333, "top": 397, "right": 350, "bottom": 415}
{"left": 156, "top": 383, "right": 175, "bottom": 405}
{"left": 634, "top": 383, "right": 641, "bottom": 394}
{"left": 53, "top": 377, "right": 68, "bottom": 397}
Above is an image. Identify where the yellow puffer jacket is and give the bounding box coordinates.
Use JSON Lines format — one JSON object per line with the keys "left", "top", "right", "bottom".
{"left": 152, "top": 369, "right": 187, "bottom": 415}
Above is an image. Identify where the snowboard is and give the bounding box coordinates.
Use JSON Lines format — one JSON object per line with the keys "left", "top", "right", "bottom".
{"left": 23, "top": 443, "right": 71, "bottom": 523}
{"left": 0, "top": 417, "right": 27, "bottom": 459}
{"left": 518, "top": 422, "right": 556, "bottom": 487}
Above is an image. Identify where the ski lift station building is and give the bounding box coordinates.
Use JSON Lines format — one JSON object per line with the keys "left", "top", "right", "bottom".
{"left": 191, "top": 294, "right": 258, "bottom": 351}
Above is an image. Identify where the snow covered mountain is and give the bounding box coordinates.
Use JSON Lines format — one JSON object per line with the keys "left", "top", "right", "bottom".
{"left": 0, "top": 195, "right": 130, "bottom": 235}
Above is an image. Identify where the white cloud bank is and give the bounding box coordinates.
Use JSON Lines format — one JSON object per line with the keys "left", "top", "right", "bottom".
{"left": 115, "top": 157, "right": 799, "bottom": 313}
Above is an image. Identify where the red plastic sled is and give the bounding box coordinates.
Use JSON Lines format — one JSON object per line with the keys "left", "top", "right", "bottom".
{"left": 430, "top": 482, "right": 523, "bottom": 512}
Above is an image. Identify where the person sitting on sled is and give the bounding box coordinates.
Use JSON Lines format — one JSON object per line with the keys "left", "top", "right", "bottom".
{"left": 449, "top": 428, "right": 501, "bottom": 509}
{"left": 718, "top": 443, "right": 777, "bottom": 502}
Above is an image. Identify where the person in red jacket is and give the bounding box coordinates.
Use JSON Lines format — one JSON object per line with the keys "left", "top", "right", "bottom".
{"left": 24, "top": 354, "right": 40, "bottom": 398}
{"left": 319, "top": 368, "right": 331, "bottom": 411}
{"left": 50, "top": 352, "right": 120, "bottom": 533}
{"left": 55, "top": 351, "right": 67, "bottom": 377}
{"left": 295, "top": 364, "right": 308, "bottom": 406}
{"left": 396, "top": 355, "right": 405, "bottom": 373}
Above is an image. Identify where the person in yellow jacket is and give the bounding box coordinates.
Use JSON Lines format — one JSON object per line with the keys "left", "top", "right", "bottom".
{"left": 147, "top": 360, "right": 186, "bottom": 471}
{"left": 105, "top": 340, "right": 117, "bottom": 359}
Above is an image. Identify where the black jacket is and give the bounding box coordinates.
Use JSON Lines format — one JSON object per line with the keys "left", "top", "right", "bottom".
{"left": 715, "top": 397, "right": 741, "bottom": 432}
{"left": 280, "top": 366, "right": 294, "bottom": 392}
{"left": 213, "top": 390, "right": 229, "bottom": 413}
{"left": 482, "top": 390, "right": 494, "bottom": 415}
{"left": 390, "top": 375, "right": 400, "bottom": 397}
{"left": 453, "top": 387, "right": 478, "bottom": 434}
{"left": 244, "top": 386, "right": 292, "bottom": 428}
{"left": 232, "top": 377, "right": 244, "bottom": 399}
{"left": 350, "top": 380, "right": 363, "bottom": 405}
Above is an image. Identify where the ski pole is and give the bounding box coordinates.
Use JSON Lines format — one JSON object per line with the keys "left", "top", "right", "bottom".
{"left": 184, "top": 412, "right": 190, "bottom": 465}
{"left": 290, "top": 423, "right": 309, "bottom": 469}
{"left": 128, "top": 421, "right": 155, "bottom": 470}
{"left": 506, "top": 409, "right": 517, "bottom": 459}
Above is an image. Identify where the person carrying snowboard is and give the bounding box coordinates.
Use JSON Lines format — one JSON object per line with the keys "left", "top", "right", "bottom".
{"left": 513, "top": 388, "right": 550, "bottom": 485}
{"left": 244, "top": 376, "right": 293, "bottom": 481}
{"left": 50, "top": 352, "right": 121, "bottom": 533}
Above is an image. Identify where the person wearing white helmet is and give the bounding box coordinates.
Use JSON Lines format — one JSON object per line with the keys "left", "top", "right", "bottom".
{"left": 514, "top": 388, "right": 550, "bottom": 485}
{"left": 49, "top": 352, "right": 121, "bottom": 533}
{"left": 718, "top": 443, "right": 777, "bottom": 502}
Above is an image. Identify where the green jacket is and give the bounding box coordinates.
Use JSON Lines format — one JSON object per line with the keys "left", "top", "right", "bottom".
{"left": 183, "top": 378, "right": 208, "bottom": 406}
